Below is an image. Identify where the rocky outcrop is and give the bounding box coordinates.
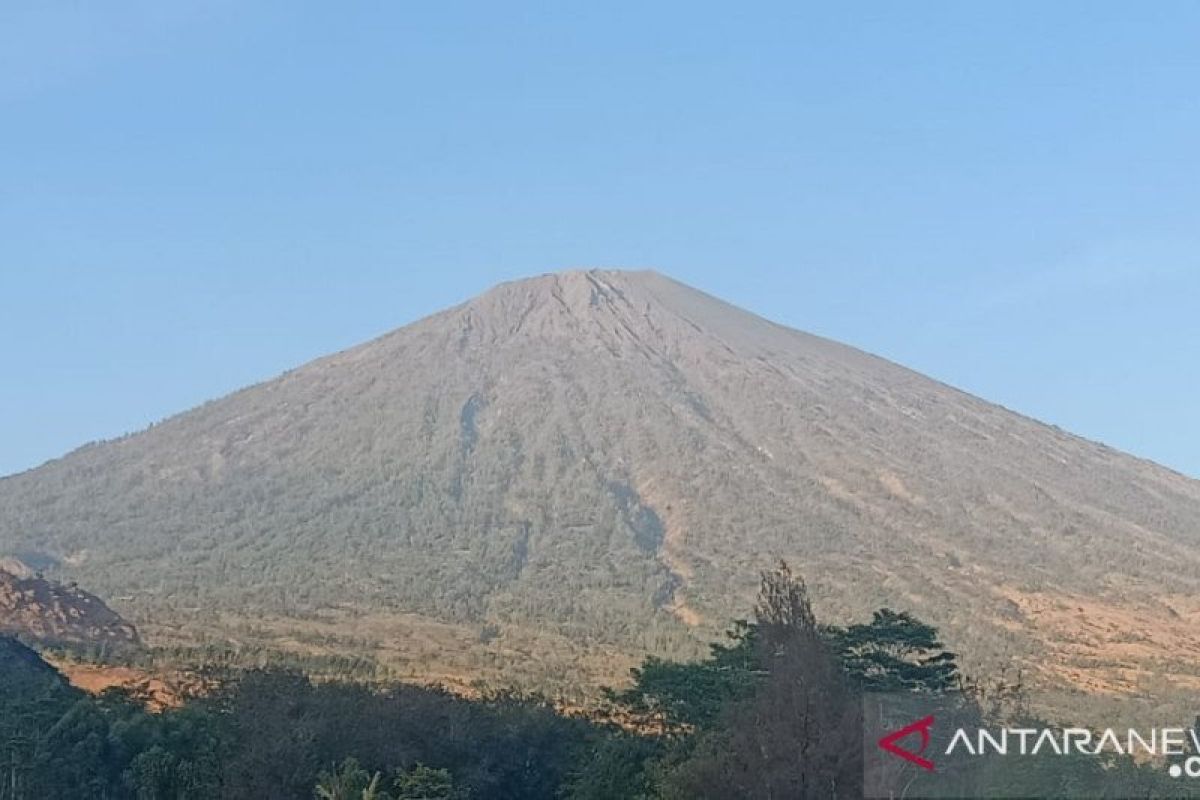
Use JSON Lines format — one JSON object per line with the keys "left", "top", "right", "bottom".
{"left": 0, "top": 566, "right": 139, "bottom": 651}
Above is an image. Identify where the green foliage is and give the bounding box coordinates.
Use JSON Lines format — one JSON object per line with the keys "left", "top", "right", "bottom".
{"left": 203, "top": 670, "right": 592, "bottom": 800}
{"left": 0, "top": 637, "right": 226, "bottom": 799}
{"left": 647, "top": 562, "right": 863, "bottom": 798}
{"left": 2, "top": 565, "right": 1193, "bottom": 799}
{"left": 390, "top": 764, "right": 460, "bottom": 800}
{"left": 314, "top": 758, "right": 384, "bottom": 800}
{"left": 602, "top": 620, "right": 758, "bottom": 732}
{"left": 825, "top": 608, "right": 960, "bottom": 692}
{"left": 562, "top": 732, "right": 664, "bottom": 800}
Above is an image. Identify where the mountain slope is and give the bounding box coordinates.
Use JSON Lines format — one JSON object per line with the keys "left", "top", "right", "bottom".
{"left": 0, "top": 634, "right": 74, "bottom": 701}
{"left": 2, "top": 270, "right": 1199, "bottom": 711}
{"left": 0, "top": 565, "right": 140, "bottom": 652}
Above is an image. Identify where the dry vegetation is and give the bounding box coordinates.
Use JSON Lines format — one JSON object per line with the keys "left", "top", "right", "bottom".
{"left": 2, "top": 269, "right": 1199, "bottom": 724}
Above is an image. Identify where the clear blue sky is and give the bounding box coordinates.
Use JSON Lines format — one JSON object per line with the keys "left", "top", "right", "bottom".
{"left": 2, "top": 2, "right": 1198, "bottom": 479}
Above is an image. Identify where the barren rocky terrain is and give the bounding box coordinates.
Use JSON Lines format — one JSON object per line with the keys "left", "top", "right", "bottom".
{"left": 0, "top": 564, "right": 139, "bottom": 651}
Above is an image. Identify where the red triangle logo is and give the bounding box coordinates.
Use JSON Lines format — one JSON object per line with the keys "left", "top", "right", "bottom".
{"left": 878, "top": 714, "right": 936, "bottom": 772}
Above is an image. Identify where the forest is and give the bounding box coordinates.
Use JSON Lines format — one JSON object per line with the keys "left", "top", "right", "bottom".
{"left": 2, "top": 563, "right": 1193, "bottom": 799}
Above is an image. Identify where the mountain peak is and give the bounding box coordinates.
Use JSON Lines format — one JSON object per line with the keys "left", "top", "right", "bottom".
{"left": 435, "top": 268, "right": 886, "bottom": 383}
{"left": 469, "top": 267, "right": 659, "bottom": 318}
{"left": 403, "top": 267, "right": 704, "bottom": 358}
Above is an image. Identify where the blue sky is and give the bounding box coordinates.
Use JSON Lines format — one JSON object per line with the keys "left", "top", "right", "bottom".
{"left": 2, "top": 2, "right": 1197, "bottom": 478}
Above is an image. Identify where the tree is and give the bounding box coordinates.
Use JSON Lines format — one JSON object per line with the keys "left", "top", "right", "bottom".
{"left": 658, "top": 562, "right": 863, "bottom": 799}
{"left": 562, "top": 731, "right": 663, "bottom": 800}
{"left": 126, "top": 746, "right": 178, "bottom": 800}
{"left": 826, "top": 608, "right": 959, "bottom": 692}
{"left": 315, "top": 757, "right": 385, "bottom": 800}
{"left": 390, "top": 764, "right": 459, "bottom": 800}
{"left": 602, "top": 620, "right": 758, "bottom": 733}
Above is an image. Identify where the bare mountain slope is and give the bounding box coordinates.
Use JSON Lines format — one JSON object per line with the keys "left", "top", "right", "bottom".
{"left": 2, "top": 270, "right": 1199, "bottom": 711}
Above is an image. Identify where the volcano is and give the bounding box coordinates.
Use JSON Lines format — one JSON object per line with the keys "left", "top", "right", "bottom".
{"left": 3, "top": 270, "right": 1199, "bottom": 714}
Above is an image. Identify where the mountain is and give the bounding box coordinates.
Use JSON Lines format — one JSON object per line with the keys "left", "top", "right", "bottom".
{"left": 0, "top": 564, "right": 140, "bottom": 652}
{"left": 0, "top": 634, "right": 73, "bottom": 700}
{"left": 2, "top": 270, "right": 1199, "bottom": 714}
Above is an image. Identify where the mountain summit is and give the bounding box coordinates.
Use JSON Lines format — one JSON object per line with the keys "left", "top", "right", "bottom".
{"left": 3, "top": 270, "right": 1199, "bottom": 710}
